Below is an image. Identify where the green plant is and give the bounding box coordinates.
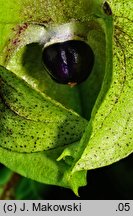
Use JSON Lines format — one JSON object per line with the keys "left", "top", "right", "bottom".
{"left": 0, "top": 0, "right": 132, "bottom": 197}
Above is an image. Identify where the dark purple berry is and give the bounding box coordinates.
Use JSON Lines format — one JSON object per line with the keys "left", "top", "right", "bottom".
{"left": 42, "top": 40, "right": 94, "bottom": 86}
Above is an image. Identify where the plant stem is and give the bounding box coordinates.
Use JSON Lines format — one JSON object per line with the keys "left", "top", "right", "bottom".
{"left": 0, "top": 173, "right": 21, "bottom": 200}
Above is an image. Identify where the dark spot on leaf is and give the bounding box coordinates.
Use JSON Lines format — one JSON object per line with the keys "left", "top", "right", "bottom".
{"left": 115, "top": 98, "right": 118, "bottom": 103}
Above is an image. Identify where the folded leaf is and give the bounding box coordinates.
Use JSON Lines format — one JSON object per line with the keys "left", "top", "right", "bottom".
{"left": 0, "top": 145, "right": 87, "bottom": 195}
{"left": 72, "top": 0, "right": 133, "bottom": 172}
{"left": 0, "top": 66, "right": 87, "bottom": 152}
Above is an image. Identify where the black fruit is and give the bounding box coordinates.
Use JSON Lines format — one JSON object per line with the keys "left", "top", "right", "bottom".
{"left": 42, "top": 40, "right": 94, "bottom": 86}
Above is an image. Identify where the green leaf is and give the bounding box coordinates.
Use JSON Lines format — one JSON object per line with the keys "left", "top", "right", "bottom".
{"left": 71, "top": 0, "right": 133, "bottom": 172}
{"left": 0, "top": 165, "right": 12, "bottom": 185}
{"left": 0, "top": 0, "right": 103, "bottom": 24}
{"left": 0, "top": 165, "right": 13, "bottom": 196}
{"left": 15, "top": 177, "right": 47, "bottom": 200}
{"left": 0, "top": 66, "right": 87, "bottom": 152}
{"left": 0, "top": 144, "right": 87, "bottom": 195}
{"left": 0, "top": 0, "right": 132, "bottom": 195}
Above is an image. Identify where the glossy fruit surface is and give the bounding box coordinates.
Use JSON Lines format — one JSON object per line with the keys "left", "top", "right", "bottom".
{"left": 42, "top": 40, "right": 94, "bottom": 86}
